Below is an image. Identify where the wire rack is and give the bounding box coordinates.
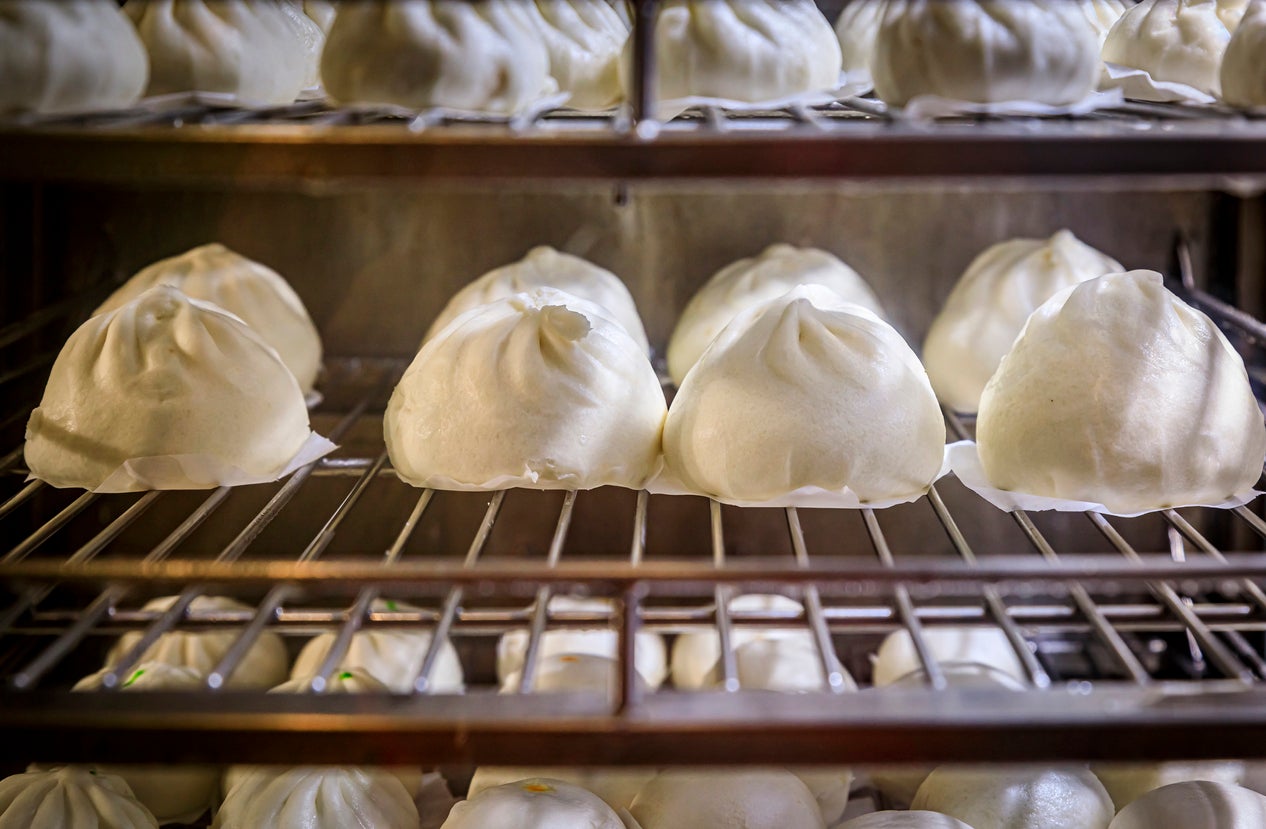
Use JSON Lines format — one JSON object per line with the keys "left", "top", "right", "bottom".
{"left": 2, "top": 254, "right": 1266, "bottom": 769}
{"left": 4, "top": 93, "right": 1266, "bottom": 183}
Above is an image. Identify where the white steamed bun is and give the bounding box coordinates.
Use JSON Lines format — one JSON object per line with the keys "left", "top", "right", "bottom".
{"left": 667, "top": 243, "right": 883, "bottom": 385}
{"left": 24, "top": 286, "right": 313, "bottom": 492}
{"left": 663, "top": 285, "right": 945, "bottom": 504}
{"left": 624, "top": 0, "right": 841, "bottom": 105}
{"left": 443, "top": 778, "right": 625, "bottom": 829}
{"left": 321, "top": 0, "right": 553, "bottom": 114}
{"left": 630, "top": 769, "right": 826, "bottom": 829}
{"left": 706, "top": 637, "right": 829, "bottom": 692}
{"left": 839, "top": 813, "right": 975, "bottom": 829}
{"left": 1093, "top": 762, "right": 1245, "bottom": 810}
{"left": 497, "top": 595, "right": 667, "bottom": 688}
{"left": 95, "top": 243, "right": 322, "bottom": 393}
{"left": 872, "top": 626, "right": 1027, "bottom": 686}
{"left": 214, "top": 767, "right": 418, "bottom": 829}
{"left": 0, "top": 767, "right": 158, "bottom": 829}
{"left": 835, "top": 1, "right": 889, "bottom": 81}
{"left": 670, "top": 594, "right": 810, "bottom": 690}
{"left": 876, "top": 622, "right": 1033, "bottom": 688}
{"left": 72, "top": 663, "right": 217, "bottom": 824}
{"left": 1078, "top": 0, "right": 1134, "bottom": 46}
{"left": 977, "top": 270, "right": 1266, "bottom": 513}
{"left": 125, "top": 0, "right": 323, "bottom": 104}
{"left": 1109, "top": 781, "right": 1266, "bottom": 829}
{"left": 0, "top": 0, "right": 148, "bottom": 114}
{"left": 1102, "top": 0, "right": 1235, "bottom": 97}
{"left": 528, "top": 1, "right": 628, "bottom": 109}
{"left": 913, "top": 766, "right": 1114, "bottom": 829}
{"left": 290, "top": 599, "right": 464, "bottom": 693}
{"left": 468, "top": 767, "right": 654, "bottom": 812}
{"left": 386, "top": 287, "right": 666, "bottom": 492}
{"left": 500, "top": 653, "right": 640, "bottom": 697}
{"left": 301, "top": 0, "right": 336, "bottom": 32}
{"left": 1222, "top": 0, "right": 1266, "bottom": 106}
{"left": 923, "top": 230, "right": 1123, "bottom": 413}
{"left": 425, "top": 246, "right": 649, "bottom": 353}
{"left": 104, "top": 595, "right": 288, "bottom": 689}
{"left": 873, "top": 0, "right": 1101, "bottom": 106}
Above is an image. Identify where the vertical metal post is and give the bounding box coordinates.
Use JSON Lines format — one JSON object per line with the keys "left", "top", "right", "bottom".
{"left": 630, "top": 0, "right": 659, "bottom": 131}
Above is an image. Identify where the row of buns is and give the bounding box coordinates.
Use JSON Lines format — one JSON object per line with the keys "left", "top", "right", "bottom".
{"left": 6, "top": 1, "right": 1266, "bottom": 116}
{"left": 23, "top": 227, "right": 1266, "bottom": 515}
{"left": 843, "top": 0, "right": 1266, "bottom": 107}
{"left": 8, "top": 594, "right": 1265, "bottom": 828}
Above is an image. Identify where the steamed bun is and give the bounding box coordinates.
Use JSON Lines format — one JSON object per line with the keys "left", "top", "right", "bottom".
{"left": 290, "top": 599, "right": 464, "bottom": 693}
{"left": 630, "top": 769, "right": 826, "bottom": 829}
{"left": 1222, "top": 0, "right": 1266, "bottom": 106}
{"left": 214, "top": 767, "right": 418, "bottom": 829}
{"left": 873, "top": 0, "right": 1101, "bottom": 106}
{"left": 72, "top": 663, "right": 217, "bottom": 825}
{"left": 321, "top": 0, "right": 553, "bottom": 114}
{"left": 500, "top": 653, "right": 638, "bottom": 697}
{"left": 625, "top": 0, "right": 841, "bottom": 105}
{"left": 670, "top": 594, "right": 811, "bottom": 690}
{"left": 1078, "top": 0, "right": 1134, "bottom": 46}
{"left": 0, "top": 0, "right": 148, "bottom": 114}
{"left": 125, "top": 0, "right": 323, "bottom": 104}
{"left": 707, "top": 637, "right": 829, "bottom": 693}
{"left": 835, "top": 0, "right": 889, "bottom": 80}
{"left": 923, "top": 230, "right": 1123, "bottom": 413}
{"left": 425, "top": 246, "right": 649, "bottom": 353}
{"left": 1102, "top": 0, "right": 1235, "bottom": 97}
{"left": 24, "top": 286, "right": 313, "bottom": 492}
{"left": 663, "top": 285, "right": 944, "bottom": 504}
{"left": 872, "top": 625, "right": 1028, "bottom": 686}
{"left": 468, "top": 767, "right": 654, "bottom": 812}
{"left": 528, "top": 0, "right": 628, "bottom": 109}
{"left": 977, "top": 270, "right": 1266, "bottom": 513}
{"left": 497, "top": 595, "right": 667, "bottom": 688}
{"left": 0, "top": 767, "right": 158, "bottom": 829}
{"left": 386, "top": 288, "right": 666, "bottom": 491}
{"left": 442, "top": 778, "right": 625, "bottom": 829}
{"left": 1094, "top": 762, "right": 1246, "bottom": 811}
{"left": 95, "top": 244, "right": 322, "bottom": 393}
{"left": 667, "top": 244, "right": 883, "bottom": 385}
{"left": 103, "top": 595, "right": 289, "bottom": 689}
{"left": 1109, "top": 781, "right": 1266, "bottom": 829}
{"left": 912, "top": 766, "right": 1114, "bottom": 829}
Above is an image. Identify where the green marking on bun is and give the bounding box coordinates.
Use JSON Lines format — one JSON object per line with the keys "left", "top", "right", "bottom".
{"left": 385, "top": 600, "right": 399, "bottom": 611}
{"left": 123, "top": 669, "right": 145, "bottom": 688}
{"left": 339, "top": 671, "right": 354, "bottom": 681}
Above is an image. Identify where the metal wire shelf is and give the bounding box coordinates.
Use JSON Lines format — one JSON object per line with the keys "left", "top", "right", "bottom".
{"left": 4, "top": 94, "right": 1266, "bottom": 183}
{"left": 1, "top": 266, "right": 1266, "bottom": 768}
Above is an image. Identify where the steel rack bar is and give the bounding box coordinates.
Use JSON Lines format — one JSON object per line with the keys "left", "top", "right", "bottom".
{"left": 514, "top": 490, "right": 578, "bottom": 694}
{"left": 412, "top": 490, "right": 505, "bottom": 694}
{"left": 1086, "top": 512, "right": 1256, "bottom": 683}
{"left": 305, "top": 489, "right": 437, "bottom": 690}
{"left": 203, "top": 450, "right": 389, "bottom": 689}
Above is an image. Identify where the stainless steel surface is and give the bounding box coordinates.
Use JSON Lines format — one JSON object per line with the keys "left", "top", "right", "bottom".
{"left": 1, "top": 272, "right": 1265, "bottom": 765}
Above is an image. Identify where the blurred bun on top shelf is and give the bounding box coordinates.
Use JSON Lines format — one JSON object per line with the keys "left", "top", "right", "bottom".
{"left": 872, "top": 0, "right": 1101, "bottom": 106}
{"left": 0, "top": 0, "right": 149, "bottom": 114}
